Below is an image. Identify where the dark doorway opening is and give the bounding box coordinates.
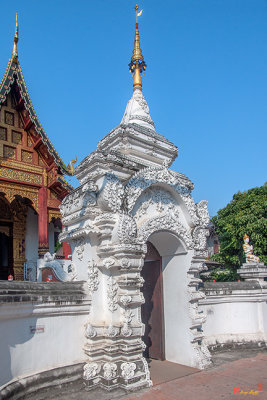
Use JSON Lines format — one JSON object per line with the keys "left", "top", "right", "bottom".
{"left": 0, "top": 224, "right": 13, "bottom": 280}
{"left": 141, "top": 241, "right": 165, "bottom": 360}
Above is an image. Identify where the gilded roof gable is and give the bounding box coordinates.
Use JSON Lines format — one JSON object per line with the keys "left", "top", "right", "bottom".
{"left": 0, "top": 59, "right": 71, "bottom": 176}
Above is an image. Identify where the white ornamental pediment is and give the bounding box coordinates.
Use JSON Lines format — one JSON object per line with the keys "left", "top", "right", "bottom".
{"left": 137, "top": 212, "right": 193, "bottom": 249}
{"left": 132, "top": 186, "right": 178, "bottom": 222}
{"left": 125, "top": 166, "right": 193, "bottom": 213}
{"left": 124, "top": 166, "right": 201, "bottom": 228}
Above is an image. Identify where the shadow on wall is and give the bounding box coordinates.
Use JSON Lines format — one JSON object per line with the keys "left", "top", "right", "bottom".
{"left": 0, "top": 307, "right": 38, "bottom": 387}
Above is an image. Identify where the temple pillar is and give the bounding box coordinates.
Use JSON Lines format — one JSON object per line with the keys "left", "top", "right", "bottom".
{"left": 62, "top": 241, "right": 71, "bottom": 259}
{"left": 11, "top": 198, "right": 28, "bottom": 281}
{"left": 38, "top": 186, "right": 49, "bottom": 257}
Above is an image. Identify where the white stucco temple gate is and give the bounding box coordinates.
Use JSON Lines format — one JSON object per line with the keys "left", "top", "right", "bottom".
{"left": 59, "top": 6, "right": 211, "bottom": 391}
{"left": 1, "top": 7, "right": 267, "bottom": 399}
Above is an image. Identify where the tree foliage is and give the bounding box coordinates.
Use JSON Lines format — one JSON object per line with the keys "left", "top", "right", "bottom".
{"left": 211, "top": 185, "right": 267, "bottom": 268}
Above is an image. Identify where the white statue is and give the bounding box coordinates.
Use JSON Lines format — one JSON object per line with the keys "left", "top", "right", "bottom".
{"left": 42, "top": 252, "right": 74, "bottom": 281}
{"left": 243, "top": 234, "right": 260, "bottom": 263}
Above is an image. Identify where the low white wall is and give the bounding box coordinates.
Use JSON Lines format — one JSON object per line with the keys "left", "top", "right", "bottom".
{"left": 200, "top": 282, "right": 267, "bottom": 348}
{"left": 0, "top": 281, "right": 90, "bottom": 388}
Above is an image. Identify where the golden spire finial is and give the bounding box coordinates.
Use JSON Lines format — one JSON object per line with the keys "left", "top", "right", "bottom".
{"left": 128, "top": 5, "right": 146, "bottom": 91}
{"left": 12, "top": 13, "right": 19, "bottom": 63}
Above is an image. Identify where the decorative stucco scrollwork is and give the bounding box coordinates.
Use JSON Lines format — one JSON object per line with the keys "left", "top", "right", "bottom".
{"left": 107, "top": 276, "right": 118, "bottom": 312}
{"left": 98, "top": 173, "right": 124, "bottom": 212}
{"left": 121, "top": 307, "right": 134, "bottom": 337}
{"left": 193, "top": 227, "right": 210, "bottom": 251}
{"left": 102, "top": 257, "right": 116, "bottom": 269}
{"left": 83, "top": 363, "right": 100, "bottom": 380}
{"left": 121, "top": 362, "right": 136, "bottom": 379}
{"left": 137, "top": 211, "right": 193, "bottom": 249}
{"left": 85, "top": 323, "right": 97, "bottom": 338}
{"left": 196, "top": 200, "right": 210, "bottom": 227}
{"left": 125, "top": 165, "right": 193, "bottom": 213}
{"left": 103, "top": 362, "right": 117, "bottom": 380}
{"left": 60, "top": 186, "right": 96, "bottom": 221}
{"left": 133, "top": 186, "right": 177, "bottom": 221}
{"left": 117, "top": 213, "right": 137, "bottom": 243}
{"left": 105, "top": 325, "right": 119, "bottom": 337}
{"left": 75, "top": 237, "right": 85, "bottom": 261}
{"left": 87, "top": 259, "right": 99, "bottom": 293}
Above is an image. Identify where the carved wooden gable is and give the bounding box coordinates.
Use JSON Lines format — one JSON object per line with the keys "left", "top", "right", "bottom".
{"left": 0, "top": 61, "right": 73, "bottom": 209}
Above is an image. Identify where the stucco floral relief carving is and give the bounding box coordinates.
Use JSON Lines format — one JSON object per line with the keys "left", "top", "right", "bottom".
{"left": 125, "top": 165, "right": 193, "bottom": 213}
{"left": 120, "top": 295, "right": 132, "bottom": 306}
{"left": 102, "top": 257, "right": 116, "bottom": 269}
{"left": 137, "top": 212, "right": 193, "bottom": 249}
{"left": 105, "top": 324, "right": 119, "bottom": 337}
{"left": 60, "top": 190, "right": 80, "bottom": 217}
{"left": 120, "top": 257, "right": 131, "bottom": 269}
{"left": 180, "top": 194, "right": 199, "bottom": 226}
{"left": 123, "top": 308, "right": 134, "bottom": 324}
{"left": 75, "top": 237, "right": 85, "bottom": 261}
{"left": 85, "top": 322, "right": 97, "bottom": 338}
{"left": 88, "top": 259, "right": 99, "bottom": 293}
{"left": 98, "top": 173, "right": 124, "bottom": 212}
{"left": 133, "top": 187, "right": 176, "bottom": 221}
{"left": 81, "top": 180, "right": 98, "bottom": 193}
{"left": 60, "top": 188, "right": 96, "bottom": 218}
{"left": 103, "top": 362, "right": 117, "bottom": 380}
{"left": 121, "top": 324, "right": 132, "bottom": 337}
{"left": 68, "top": 261, "right": 77, "bottom": 281}
{"left": 121, "top": 308, "right": 134, "bottom": 337}
{"left": 83, "top": 362, "right": 100, "bottom": 380}
{"left": 193, "top": 227, "right": 209, "bottom": 251}
{"left": 121, "top": 362, "right": 136, "bottom": 379}
{"left": 196, "top": 200, "right": 210, "bottom": 228}
{"left": 117, "top": 213, "right": 137, "bottom": 243}
{"left": 107, "top": 276, "right": 118, "bottom": 312}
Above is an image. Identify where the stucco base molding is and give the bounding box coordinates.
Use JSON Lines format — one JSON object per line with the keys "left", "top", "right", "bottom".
{"left": 83, "top": 357, "right": 151, "bottom": 391}
{"left": 0, "top": 363, "right": 84, "bottom": 400}
{"left": 203, "top": 333, "right": 267, "bottom": 352}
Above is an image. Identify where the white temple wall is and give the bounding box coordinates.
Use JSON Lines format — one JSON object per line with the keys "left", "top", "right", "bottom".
{"left": 0, "top": 303, "right": 89, "bottom": 387}
{"left": 199, "top": 289, "right": 267, "bottom": 348}
{"left": 0, "top": 313, "right": 87, "bottom": 387}
{"left": 25, "top": 207, "right": 38, "bottom": 263}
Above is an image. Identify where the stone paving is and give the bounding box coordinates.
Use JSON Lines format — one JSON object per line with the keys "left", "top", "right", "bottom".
{"left": 124, "top": 351, "right": 267, "bottom": 400}
{"left": 27, "top": 350, "right": 267, "bottom": 400}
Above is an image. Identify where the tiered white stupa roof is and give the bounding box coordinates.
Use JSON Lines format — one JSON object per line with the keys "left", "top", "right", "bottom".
{"left": 76, "top": 7, "right": 178, "bottom": 184}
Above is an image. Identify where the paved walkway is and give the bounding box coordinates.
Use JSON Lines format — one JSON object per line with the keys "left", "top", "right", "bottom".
{"left": 147, "top": 359, "right": 199, "bottom": 385}
{"left": 28, "top": 350, "right": 267, "bottom": 400}
{"left": 124, "top": 352, "right": 267, "bottom": 400}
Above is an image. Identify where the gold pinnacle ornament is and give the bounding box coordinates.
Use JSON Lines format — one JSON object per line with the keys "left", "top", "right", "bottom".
{"left": 128, "top": 5, "right": 146, "bottom": 91}
{"left": 12, "top": 13, "right": 19, "bottom": 63}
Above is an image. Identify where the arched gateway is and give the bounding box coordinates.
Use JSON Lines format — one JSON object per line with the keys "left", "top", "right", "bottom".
{"left": 60, "top": 5, "right": 211, "bottom": 392}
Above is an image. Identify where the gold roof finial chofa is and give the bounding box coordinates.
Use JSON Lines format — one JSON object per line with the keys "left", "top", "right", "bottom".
{"left": 12, "top": 13, "right": 19, "bottom": 63}
{"left": 128, "top": 4, "right": 146, "bottom": 91}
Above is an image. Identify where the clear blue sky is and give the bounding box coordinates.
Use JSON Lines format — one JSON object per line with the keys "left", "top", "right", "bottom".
{"left": 0, "top": 0, "right": 266, "bottom": 216}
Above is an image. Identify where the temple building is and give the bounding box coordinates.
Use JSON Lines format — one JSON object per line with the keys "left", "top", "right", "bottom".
{"left": 0, "top": 15, "right": 73, "bottom": 281}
